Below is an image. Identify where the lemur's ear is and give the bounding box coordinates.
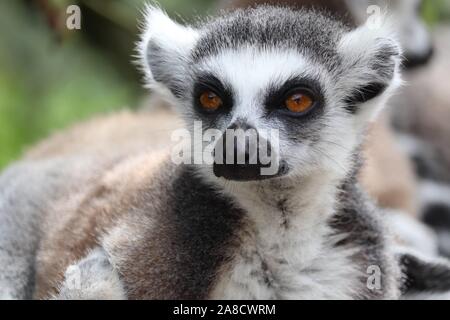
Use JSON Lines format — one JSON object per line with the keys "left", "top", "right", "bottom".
{"left": 337, "top": 18, "right": 402, "bottom": 119}
{"left": 138, "top": 5, "right": 199, "bottom": 98}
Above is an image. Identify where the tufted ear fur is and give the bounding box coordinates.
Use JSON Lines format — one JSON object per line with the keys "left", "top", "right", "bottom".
{"left": 137, "top": 5, "right": 200, "bottom": 99}
{"left": 337, "top": 16, "right": 402, "bottom": 121}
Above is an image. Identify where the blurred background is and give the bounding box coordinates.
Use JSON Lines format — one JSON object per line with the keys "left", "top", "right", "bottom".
{"left": 0, "top": 0, "right": 450, "bottom": 169}
{"left": 0, "top": 0, "right": 218, "bottom": 169}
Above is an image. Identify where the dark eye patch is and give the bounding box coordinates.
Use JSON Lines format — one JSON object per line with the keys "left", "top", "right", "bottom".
{"left": 344, "top": 82, "right": 387, "bottom": 114}
{"left": 264, "top": 77, "right": 325, "bottom": 118}
{"left": 193, "top": 73, "right": 234, "bottom": 115}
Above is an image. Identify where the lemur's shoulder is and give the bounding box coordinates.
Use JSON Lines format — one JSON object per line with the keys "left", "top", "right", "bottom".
{"left": 34, "top": 150, "right": 171, "bottom": 298}
{"left": 100, "top": 166, "right": 245, "bottom": 299}
{"left": 34, "top": 162, "right": 245, "bottom": 299}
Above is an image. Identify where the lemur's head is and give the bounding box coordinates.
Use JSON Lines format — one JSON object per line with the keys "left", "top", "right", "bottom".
{"left": 139, "top": 5, "right": 401, "bottom": 182}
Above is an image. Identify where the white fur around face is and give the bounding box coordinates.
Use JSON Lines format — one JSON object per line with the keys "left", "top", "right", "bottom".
{"left": 197, "top": 47, "right": 329, "bottom": 124}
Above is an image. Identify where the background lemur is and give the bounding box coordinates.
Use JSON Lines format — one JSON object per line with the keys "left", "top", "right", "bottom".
{"left": 390, "top": 27, "right": 450, "bottom": 257}
{"left": 1, "top": 4, "right": 450, "bottom": 300}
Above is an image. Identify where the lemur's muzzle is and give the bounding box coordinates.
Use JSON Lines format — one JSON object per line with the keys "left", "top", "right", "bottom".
{"left": 213, "top": 121, "right": 287, "bottom": 181}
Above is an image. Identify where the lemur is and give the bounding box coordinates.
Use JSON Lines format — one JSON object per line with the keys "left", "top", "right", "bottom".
{"left": 18, "top": 0, "right": 436, "bottom": 255}
{"left": 1, "top": 5, "right": 450, "bottom": 300}
{"left": 390, "top": 27, "right": 450, "bottom": 258}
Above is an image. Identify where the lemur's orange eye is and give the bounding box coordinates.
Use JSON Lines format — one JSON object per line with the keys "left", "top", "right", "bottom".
{"left": 199, "top": 91, "right": 223, "bottom": 111}
{"left": 285, "top": 92, "right": 314, "bottom": 113}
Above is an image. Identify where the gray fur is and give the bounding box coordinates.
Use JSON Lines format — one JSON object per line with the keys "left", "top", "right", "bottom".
{"left": 0, "top": 158, "right": 84, "bottom": 299}
{"left": 0, "top": 156, "right": 118, "bottom": 299}
{"left": 0, "top": 162, "right": 42, "bottom": 299}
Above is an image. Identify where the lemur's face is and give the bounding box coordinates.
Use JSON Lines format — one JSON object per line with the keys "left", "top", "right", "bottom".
{"left": 140, "top": 6, "right": 401, "bottom": 182}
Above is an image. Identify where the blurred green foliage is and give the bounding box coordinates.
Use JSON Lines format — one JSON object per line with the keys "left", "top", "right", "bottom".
{"left": 0, "top": 0, "right": 215, "bottom": 168}
{"left": 0, "top": 0, "right": 449, "bottom": 169}
{"left": 423, "top": 0, "right": 450, "bottom": 24}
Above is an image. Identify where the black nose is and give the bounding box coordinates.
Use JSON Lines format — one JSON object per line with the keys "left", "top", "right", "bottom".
{"left": 403, "top": 46, "right": 434, "bottom": 69}
{"left": 212, "top": 121, "right": 282, "bottom": 181}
